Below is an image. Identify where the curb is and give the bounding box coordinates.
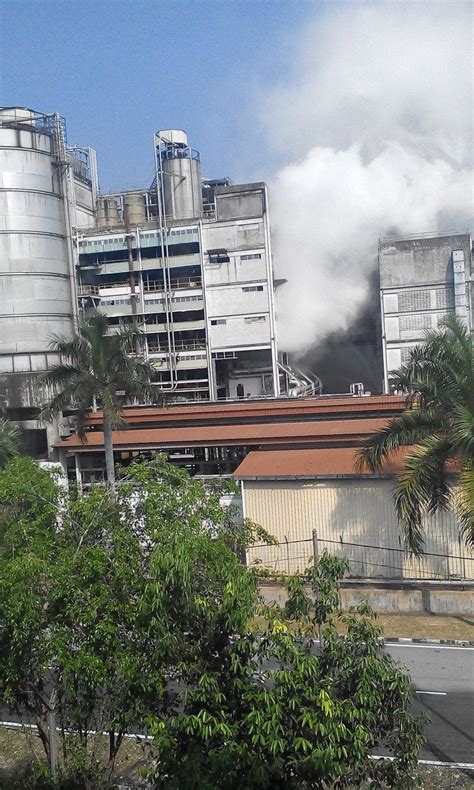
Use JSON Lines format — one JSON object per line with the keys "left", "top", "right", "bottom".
{"left": 384, "top": 637, "right": 474, "bottom": 646}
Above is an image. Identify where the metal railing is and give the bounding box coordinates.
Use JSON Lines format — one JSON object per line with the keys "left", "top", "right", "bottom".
{"left": 247, "top": 534, "right": 474, "bottom": 581}
{"left": 89, "top": 277, "right": 202, "bottom": 294}
{"left": 148, "top": 339, "right": 206, "bottom": 353}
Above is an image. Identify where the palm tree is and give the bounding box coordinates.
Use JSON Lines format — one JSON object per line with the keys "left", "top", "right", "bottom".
{"left": 0, "top": 406, "right": 19, "bottom": 469}
{"left": 42, "top": 310, "right": 162, "bottom": 487}
{"left": 358, "top": 316, "right": 473, "bottom": 555}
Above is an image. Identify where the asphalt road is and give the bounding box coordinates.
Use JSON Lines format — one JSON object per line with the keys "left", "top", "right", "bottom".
{"left": 1, "top": 642, "right": 473, "bottom": 766}
{"left": 385, "top": 642, "right": 474, "bottom": 764}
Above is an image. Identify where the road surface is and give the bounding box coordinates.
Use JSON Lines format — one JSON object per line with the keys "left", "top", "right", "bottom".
{"left": 385, "top": 642, "right": 474, "bottom": 765}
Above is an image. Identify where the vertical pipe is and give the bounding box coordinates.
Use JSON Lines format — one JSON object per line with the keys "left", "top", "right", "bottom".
{"left": 123, "top": 202, "right": 139, "bottom": 354}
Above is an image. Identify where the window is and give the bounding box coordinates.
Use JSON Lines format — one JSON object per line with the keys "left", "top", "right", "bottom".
{"left": 211, "top": 319, "right": 227, "bottom": 326}
{"left": 240, "top": 253, "right": 262, "bottom": 261}
{"left": 242, "top": 285, "right": 264, "bottom": 292}
{"left": 244, "top": 315, "right": 266, "bottom": 323}
{"left": 208, "top": 249, "right": 230, "bottom": 264}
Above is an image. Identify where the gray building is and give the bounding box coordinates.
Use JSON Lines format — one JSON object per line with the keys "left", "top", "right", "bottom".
{"left": 379, "top": 231, "right": 473, "bottom": 391}
{"left": 76, "top": 129, "right": 283, "bottom": 402}
{"left": 1, "top": 109, "right": 316, "bottom": 456}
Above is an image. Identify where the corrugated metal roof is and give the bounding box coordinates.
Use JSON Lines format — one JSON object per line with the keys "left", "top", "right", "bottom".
{"left": 81, "top": 395, "right": 406, "bottom": 427}
{"left": 233, "top": 447, "right": 409, "bottom": 478}
{"left": 56, "top": 417, "right": 389, "bottom": 453}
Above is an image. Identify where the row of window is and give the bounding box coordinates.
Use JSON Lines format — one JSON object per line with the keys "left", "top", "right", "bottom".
{"left": 242, "top": 285, "right": 264, "bottom": 292}
{"left": 210, "top": 315, "right": 267, "bottom": 326}
{"left": 80, "top": 228, "right": 199, "bottom": 247}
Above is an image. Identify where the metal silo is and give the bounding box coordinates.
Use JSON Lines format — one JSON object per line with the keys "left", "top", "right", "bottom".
{"left": 0, "top": 107, "right": 76, "bottom": 442}
{"left": 154, "top": 129, "right": 202, "bottom": 220}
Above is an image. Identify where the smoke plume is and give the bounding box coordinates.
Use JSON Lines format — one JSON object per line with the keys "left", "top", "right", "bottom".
{"left": 266, "top": 2, "right": 473, "bottom": 354}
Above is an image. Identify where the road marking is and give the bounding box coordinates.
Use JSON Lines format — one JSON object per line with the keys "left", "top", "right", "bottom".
{"left": 415, "top": 690, "right": 447, "bottom": 696}
{"left": 370, "top": 755, "right": 474, "bottom": 769}
{"left": 1, "top": 722, "right": 473, "bottom": 768}
{"left": 387, "top": 643, "right": 474, "bottom": 651}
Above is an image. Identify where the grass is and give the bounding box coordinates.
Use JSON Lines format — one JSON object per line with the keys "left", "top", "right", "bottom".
{"left": 252, "top": 611, "right": 474, "bottom": 642}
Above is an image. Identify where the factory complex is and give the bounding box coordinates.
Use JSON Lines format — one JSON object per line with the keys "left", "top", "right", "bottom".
{"left": 0, "top": 106, "right": 472, "bottom": 479}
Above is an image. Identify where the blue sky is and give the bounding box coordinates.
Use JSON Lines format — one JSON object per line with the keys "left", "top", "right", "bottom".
{"left": 1, "top": 0, "right": 322, "bottom": 191}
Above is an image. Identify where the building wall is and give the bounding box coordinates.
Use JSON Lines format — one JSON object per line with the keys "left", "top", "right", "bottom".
{"left": 379, "top": 232, "right": 472, "bottom": 387}
{"left": 242, "top": 478, "right": 473, "bottom": 579}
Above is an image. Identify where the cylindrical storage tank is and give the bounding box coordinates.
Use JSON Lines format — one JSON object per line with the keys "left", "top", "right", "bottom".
{"left": 123, "top": 193, "right": 147, "bottom": 226}
{"left": 0, "top": 107, "right": 75, "bottom": 409}
{"left": 97, "top": 196, "right": 121, "bottom": 227}
{"left": 156, "top": 129, "right": 202, "bottom": 220}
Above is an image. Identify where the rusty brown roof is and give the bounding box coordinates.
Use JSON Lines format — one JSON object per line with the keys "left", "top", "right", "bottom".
{"left": 233, "top": 447, "right": 409, "bottom": 479}
{"left": 80, "top": 395, "right": 406, "bottom": 428}
{"left": 56, "top": 417, "right": 390, "bottom": 453}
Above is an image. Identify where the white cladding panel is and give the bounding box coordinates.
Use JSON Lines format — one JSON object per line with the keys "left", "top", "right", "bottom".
{"left": 206, "top": 284, "right": 269, "bottom": 317}
{"left": 204, "top": 253, "right": 267, "bottom": 286}
{"left": 203, "top": 221, "right": 265, "bottom": 252}
{"left": 209, "top": 315, "right": 270, "bottom": 349}
{"left": 243, "top": 479, "right": 471, "bottom": 579}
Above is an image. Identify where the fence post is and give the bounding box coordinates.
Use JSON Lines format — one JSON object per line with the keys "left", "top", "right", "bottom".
{"left": 312, "top": 530, "right": 323, "bottom": 648}
{"left": 48, "top": 689, "right": 58, "bottom": 779}
{"left": 312, "top": 529, "right": 319, "bottom": 565}
{"left": 284, "top": 535, "right": 290, "bottom": 575}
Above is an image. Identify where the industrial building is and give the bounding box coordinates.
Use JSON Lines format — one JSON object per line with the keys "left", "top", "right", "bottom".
{"left": 379, "top": 231, "right": 473, "bottom": 390}
{"left": 0, "top": 107, "right": 319, "bottom": 457}
{"left": 236, "top": 447, "right": 473, "bottom": 581}
{"left": 56, "top": 394, "right": 406, "bottom": 485}
{"left": 0, "top": 107, "right": 97, "bottom": 454}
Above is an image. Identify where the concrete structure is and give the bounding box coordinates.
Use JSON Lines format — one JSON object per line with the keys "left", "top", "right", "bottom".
{"left": 379, "top": 231, "right": 473, "bottom": 390}
{"left": 235, "top": 447, "right": 473, "bottom": 581}
{"left": 77, "top": 133, "right": 284, "bottom": 401}
{"left": 0, "top": 107, "right": 96, "bottom": 455}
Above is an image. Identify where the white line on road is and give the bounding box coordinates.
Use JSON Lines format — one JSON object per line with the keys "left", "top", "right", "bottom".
{"left": 386, "top": 643, "right": 474, "bottom": 651}
{"left": 415, "top": 690, "right": 447, "bottom": 696}
{"left": 1, "top": 722, "right": 473, "bottom": 769}
{"left": 370, "top": 755, "right": 474, "bottom": 770}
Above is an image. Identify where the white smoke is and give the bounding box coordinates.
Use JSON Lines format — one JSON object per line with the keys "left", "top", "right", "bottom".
{"left": 265, "top": 2, "right": 473, "bottom": 354}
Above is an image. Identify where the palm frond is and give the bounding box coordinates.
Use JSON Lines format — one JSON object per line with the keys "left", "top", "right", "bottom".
{"left": 393, "top": 436, "right": 452, "bottom": 556}
{"left": 457, "top": 462, "right": 474, "bottom": 547}
{"left": 357, "top": 409, "right": 443, "bottom": 472}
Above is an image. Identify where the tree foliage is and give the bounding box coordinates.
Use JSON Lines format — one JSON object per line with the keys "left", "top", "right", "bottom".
{"left": 0, "top": 403, "right": 19, "bottom": 470}
{"left": 41, "top": 309, "right": 162, "bottom": 485}
{"left": 358, "top": 315, "right": 474, "bottom": 554}
{"left": 0, "top": 456, "right": 424, "bottom": 788}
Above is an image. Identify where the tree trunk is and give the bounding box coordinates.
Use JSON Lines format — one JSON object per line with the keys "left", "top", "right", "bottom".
{"left": 103, "top": 415, "right": 115, "bottom": 487}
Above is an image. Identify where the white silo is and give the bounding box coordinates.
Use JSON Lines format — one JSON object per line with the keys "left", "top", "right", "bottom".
{"left": 0, "top": 107, "right": 77, "bottom": 452}
{"left": 154, "top": 129, "right": 203, "bottom": 220}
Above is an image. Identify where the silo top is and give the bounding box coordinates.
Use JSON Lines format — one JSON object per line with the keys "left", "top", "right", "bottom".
{"left": 156, "top": 129, "right": 188, "bottom": 146}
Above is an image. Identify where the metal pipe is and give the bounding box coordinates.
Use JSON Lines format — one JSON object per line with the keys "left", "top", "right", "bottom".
{"left": 123, "top": 202, "right": 140, "bottom": 354}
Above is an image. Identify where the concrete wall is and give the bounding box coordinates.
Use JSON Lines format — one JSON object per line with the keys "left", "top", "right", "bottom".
{"left": 242, "top": 477, "right": 473, "bottom": 580}
{"left": 259, "top": 580, "right": 474, "bottom": 615}
{"left": 379, "top": 233, "right": 472, "bottom": 380}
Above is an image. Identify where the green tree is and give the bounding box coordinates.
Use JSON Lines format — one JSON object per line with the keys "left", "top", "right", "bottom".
{"left": 0, "top": 404, "right": 19, "bottom": 469}
{"left": 0, "top": 457, "right": 424, "bottom": 788}
{"left": 41, "top": 309, "right": 161, "bottom": 486}
{"left": 147, "top": 551, "right": 424, "bottom": 789}
{"left": 358, "top": 316, "right": 474, "bottom": 554}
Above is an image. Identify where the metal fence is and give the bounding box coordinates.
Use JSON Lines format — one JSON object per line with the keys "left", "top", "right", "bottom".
{"left": 247, "top": 532, "right": 474, "bottom": 581}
